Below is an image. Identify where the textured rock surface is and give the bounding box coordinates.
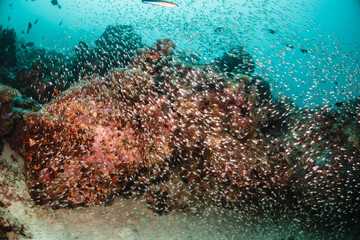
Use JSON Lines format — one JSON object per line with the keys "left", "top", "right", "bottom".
{"left": 0, "top": 23, "right": 359, "bottom": 238}
{"left": 22, "top": 39, "right": 292, "bottom": 212}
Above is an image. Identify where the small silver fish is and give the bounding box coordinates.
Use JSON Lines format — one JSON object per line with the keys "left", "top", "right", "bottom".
{"left": 142, "top": 0, "right": 177, "bottom": 7}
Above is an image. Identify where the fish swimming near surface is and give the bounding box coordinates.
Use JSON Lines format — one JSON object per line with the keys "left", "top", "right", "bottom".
{"left": 27, "top": 22, "right": 32, "bottom": 34}
{"left": 34, "top": 18, "right": 39, "bottom": 24}
{"left": 142, "top": 0, "right": 178, "bottom": 7}
{"left": 59, "top": 19, "right": 63, "bottom": 25}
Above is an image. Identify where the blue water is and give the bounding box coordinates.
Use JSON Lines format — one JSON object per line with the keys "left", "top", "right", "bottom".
{"left": 1, "top": 0, "right": 359, "bottom": 107}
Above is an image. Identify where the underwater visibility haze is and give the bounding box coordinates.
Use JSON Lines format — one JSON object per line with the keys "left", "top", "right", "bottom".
{"left": 0, "top": 0, "right": 360, "bottom": 239}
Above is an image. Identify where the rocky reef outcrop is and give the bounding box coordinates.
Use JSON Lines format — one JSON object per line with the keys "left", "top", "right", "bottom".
{"left": 214, "top": 45, "right": 256, "bottom": 77}
{"left": 0, "top": 24, "right": 143, "bottom": 104}
{"left": 72, "top": 25, "right": 144, "bottom": 81}
{"left": 22, "top": 39, "right": 292, "bottom": 212}
{"left": 0, "top": 24, "right": 359, "bottom": 239}
{"left": 283, "top": 100, "right": 360, "bottom": 232}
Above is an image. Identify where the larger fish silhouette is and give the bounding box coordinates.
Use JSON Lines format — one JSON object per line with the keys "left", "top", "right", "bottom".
{"left": 142, "top": 0, "right": 177, "bottom": 7}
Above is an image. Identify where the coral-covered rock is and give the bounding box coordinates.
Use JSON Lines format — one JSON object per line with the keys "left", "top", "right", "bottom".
{"left": 0, "top": 85, "right": 21, "bottom": 138}
{"left": 25, "top": 80, "right": 142, "bottom": 206}
{"left": 131, "top": 39, "right": 175, "bottom": 77}
{"left": 24, "top": 40, "right": 178, "bottom": 207}
{"left": 4, "top": 116, "right": 26, "bottom": 157}
{"left": 23, "top": 39, "right": 291, "bottom": 213}
{"left": 12, "top": 96, "right": 40, "bottom": 110}
{"left": 0, "top": 112, "right": 18, "bottom": 138}
{"left": 0, "top": 85, "right": 21, "bottom": 104}
{"left": 73, "top": 25, "right": 144, "bottom": 80}
{"left": 215, "top": 45, "right": 255, "bottom": 77}
{"left": 0, "top": 26, "right": 17, "bottom": 68}
{"left": 283, "top": 102, "right": 360, "bottom": 228}
{"left": 14, "top": 59, "right": 70, "bottom": 104}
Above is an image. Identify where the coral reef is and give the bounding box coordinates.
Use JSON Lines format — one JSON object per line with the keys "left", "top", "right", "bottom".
{"left": 0, "top": 24, "right": 143, "bottom": 104}
{"left": 72, "top": 25, "right": 144, "bottom": 80}
{"left": 23, "top": 40, "right": 176, "bottom": 207}
{"left": 0, "top": 84, "right": 20, "bottom": 104}
{"left": 214, "top": 45, "right": 256, "bottom": 77}
{"left": 21, "top": 37, "right": 360, "bottom": 224}
{"left": 22, "top": 39, "right": 291, "bottom": 212}
{"left": 0, "top": 26, "right": 73, "bottom": 104}
{"left": 0, "top": 23, "right": 359, "bottom": 238}
{"left": 0, "top": 83, "right": 37, "bottom": 157}
{"left": 0, "top": 26, "right": 17, "bottom": 68}
{"left": 0, "top": 85, "right": 21, "bottom": 138}
{"left": 13, "top": 58, "right": 70, "bottom": 103}
{"left": 283, "top": 100, "right": 360, "bottom": 230}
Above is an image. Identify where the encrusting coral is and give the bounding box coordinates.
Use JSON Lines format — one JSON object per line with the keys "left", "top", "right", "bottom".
{"left": 0, "top": 84, "right": 21, "bottom": 104}
{"left": 0, "top": 21, "right": 359, "bottom": 238}
{"left": 23, "top": 39, "right": 291, "bottom": 210}
{"left": 0, "top": 85, "right": 21, "bottom": 138}
{"left": 18, "top": 37, "right": 360, "bottom": 236}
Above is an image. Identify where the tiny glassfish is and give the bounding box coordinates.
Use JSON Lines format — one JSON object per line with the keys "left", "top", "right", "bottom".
{"left": 142, "top": 0, "right": 177, "bottom": 7}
